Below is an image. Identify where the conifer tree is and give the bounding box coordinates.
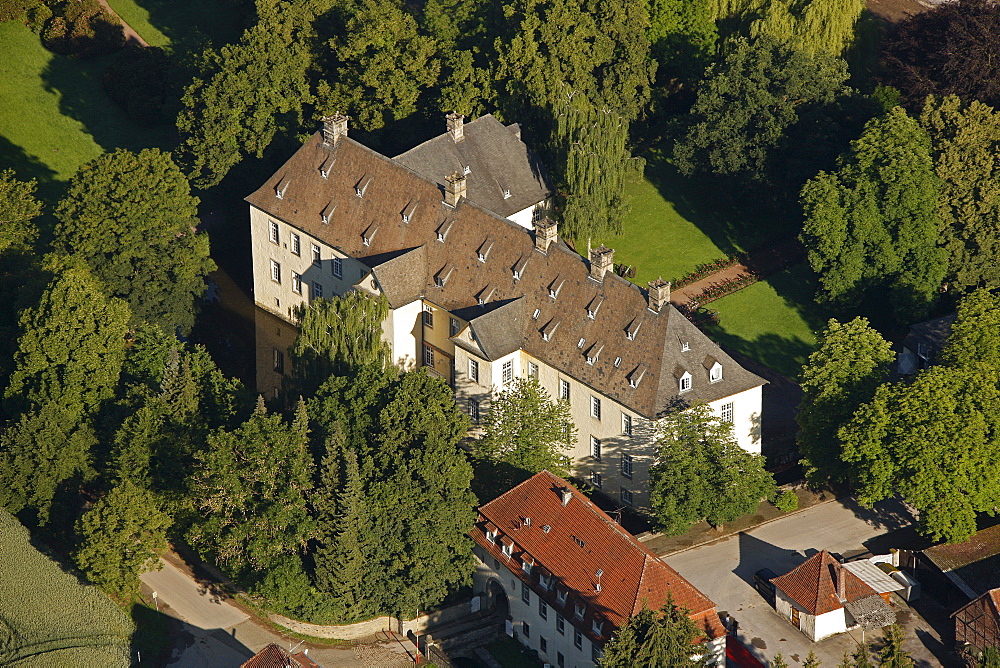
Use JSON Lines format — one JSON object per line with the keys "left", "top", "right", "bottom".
{"left": 599, "top": 595, "right": 700, "bottom": 667}
{"left": 878, "top": 624, "right": 913, "bottom": 668}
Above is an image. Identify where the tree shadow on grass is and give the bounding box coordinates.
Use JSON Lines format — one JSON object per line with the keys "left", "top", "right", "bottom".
{"left": 0, "top": 134, "right": 62, "bottom": 206}
{"left": 126, "top": 0, "right": 247, "bottom": 55}
{"left": 641, "top": 150, "right": 801, "bottom": 256}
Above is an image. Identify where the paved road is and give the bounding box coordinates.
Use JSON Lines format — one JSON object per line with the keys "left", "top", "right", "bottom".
{"left": 662, "top": 498, "right": 924, "bottom": 666}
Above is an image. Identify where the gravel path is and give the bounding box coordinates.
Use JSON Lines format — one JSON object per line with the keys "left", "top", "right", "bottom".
{"left": 97, "top": 0, "right": 149, "bottom": 47}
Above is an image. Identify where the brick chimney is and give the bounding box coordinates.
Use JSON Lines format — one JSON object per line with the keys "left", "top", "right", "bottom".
{"left": 835, "top": 562, "right": 846, "bottom": 603}
{"left": 647, "top": 278, "right": 671, "bottom": 312}
{"left": 444, "top": 171, "right": 467, "bottom": 207}
{"left": 446, "top": 112, "right": 465, "bottom": 142}
{"left": 534, "top": 218, "right": 557, "bottom": 254}
{"left": 321, "top": 114, "right": 349, "bottom": 146}
{"left": 589, "top": 246, "right": 615, "bottom": 282}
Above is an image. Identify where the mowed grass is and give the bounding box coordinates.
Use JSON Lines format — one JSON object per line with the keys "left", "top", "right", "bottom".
{"left": 105, "top": 0, "right": 244, "bottom": 51}
{"left": 0, "top": 22, "right": 173, "bottom": 202}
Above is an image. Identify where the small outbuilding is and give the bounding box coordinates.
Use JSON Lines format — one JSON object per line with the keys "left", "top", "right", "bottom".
{"left": 954, "top": 588, "right": 1000, "bottom": 657}
{"left": 770, "top": 551, "right": 896, "bottom": 642}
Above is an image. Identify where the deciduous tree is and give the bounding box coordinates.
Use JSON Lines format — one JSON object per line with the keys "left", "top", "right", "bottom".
{"left": 649, "top": 405, "right": 775, "bottom": 535}
{"left": 54, "top": 149, "right": 215, "bottom": 334}
{"left": 599, "top": 595, "right": 701, "bottom": 667}
{"left": 0, "top": 168, "right": 40, "bottom": 254}
{"left": 800, "top": 106, "right": 946, "bottom": 322}
{"left": 475, "top": 377, "right": 575, "bottom": 477}
{"left": 74, "top": 481, "right": 171, "bottom": 595}
{"left": 797, "top": 318, "right": 894, "bottom": 485}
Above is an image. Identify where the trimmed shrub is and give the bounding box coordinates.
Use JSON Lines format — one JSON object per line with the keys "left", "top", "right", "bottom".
{"left": 103, "top": 45, "right": 179, "bottom": 123}
{"left": 0, "top": 0, "right": 38, "bottom": 22}
{"left": 773, "top": 489, "right": 799, "bottom": 512}
{"left": 42, "top": 0, "right": 124, "bottom": 57}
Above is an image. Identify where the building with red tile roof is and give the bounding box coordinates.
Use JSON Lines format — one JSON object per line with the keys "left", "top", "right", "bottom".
{"left": 471, "top": 470, "right": 725, "bottom": 667}
{"left": 771, "top": 551, "right": 894, "bottom": 641}
{"left": 954, "top": 588, "right": 1000, "bottom": 658}
{"left": 241, "top": 643, "right": 319, "bottom": 668}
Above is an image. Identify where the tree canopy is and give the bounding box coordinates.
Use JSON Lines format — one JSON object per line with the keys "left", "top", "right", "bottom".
{"left": 796, "top": 318, "right": 894, "bottom": 486}
{"left": 649, "top": 405, "right": 775, "bottom": 535}
{"left": 54, "top": 148, "right": 215, "bottom": 334}
{"left": 599, "top": 595, "right": 701, "bottom": 668}
{"left": 0, "top": 169, "right": 40, "bottom": 254}
{"left": 800, "top": 106, "right": 947, "bottom": 323}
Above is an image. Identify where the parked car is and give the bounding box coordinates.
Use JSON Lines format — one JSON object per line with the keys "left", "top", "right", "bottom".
{"left": 754, "top": 568, "right": 777, "bottom": 608}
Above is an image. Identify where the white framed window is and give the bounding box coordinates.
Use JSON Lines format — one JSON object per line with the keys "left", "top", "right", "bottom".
{"left": 556, "top": 589, "right": 568, "bottom": 606}
{"left": 591, "top": 470, "right": 602, "bottom": 489}
{"left": 423, "top": 304, "right": 434, "bottom": 328}
{"left": 528, "top": 362, "right": 539, "bottom": 379}
{"left": 450, "top": 317, "right": 460, "bottom": 336}
{"left": 622, "top": 413, "right": 632, "bottom": 436}
{"left": 621, "top": 487, "right": 634, "bottom": 506}
{"left": 540, "top": 574, "right": 552, "bottom": 591}
{"left": 591, "top": 396, "right": 601, "bottom": 420}
{"left": 621, "top": 453, "right": 633, "bottom": 479}
{"left": 560, "top": 379, "right": 570, "bottom": 402}
{"left": 469, "top": 359, "right": 479, "bottom": 383}
{"left": 270, "top": 260, "right": 281, "bottom": 284}
{"left": 469, "top": 399, "right": 480, "bottom": 423}
{"left": 721, "top": 402, "right": 734, "bottom": 424}
{"left": 291, "top": 272, "right": 302, "bottom": 294}
{"left": 539, "top": 598, "right": 547, "bottom": 619}
{"left": 573, "top": 629, "right": 583, "bottom": 649}
{"left": 710, "top": 362, "right": 723, "bottom": 382}
{"left": 423, "top": 344, "right": 435, "bottom": 367}
{"left": 523, "top": 559, "right": 533, "bottom": 575}
{"left": 311, "top": 281, "right": 323, "bottom": 300}
{"left": 574, "top": 602, "right": 586, "bottom": 620}
{"left": 577, "top": 337, "right": 586, "bottom": 349}
{"left": 592, "top": 620, "right": 603, "bottom": 637}
{"left": 332, "top": 256, "right": 343, "bottom": 279}
{"left": 311, "top": 243, "right": 321, "bottom": 267}
{"left": 521, "top": 582, "right": 530, "bottom": 604}
{"left": 556, "top": 615, "right": 566, "bottom": 635}
{"left": 591, "top": 436, "right": 601, "bottom": 461}
{"left": 269, "top": 220, "right": 279, "bottom": 244}
{"left": 680, "top": 371, "right": 692, "bottom": 393}
{"left": 486, "top": 528, "right": 497, "bottom": 543}
{"left": 681, "top": 341, "right": 690, "bottom": 352}
{"left": 290, "top": 232, "right": 300, "bottom": 255}
{"left": 502, "top": 542, "right": 512, "bottom": 558}
{"left": 502, "top": 360, "right": 513, "bottom": 385}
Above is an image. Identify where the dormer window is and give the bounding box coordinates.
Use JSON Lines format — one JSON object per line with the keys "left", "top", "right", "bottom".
{"left": 362, "top": 223, "right": 378, "bottom": 247}
{"left": 355, "top": 174, "right": 372, "bottom": 198}
{"left": 464, "top": 165, "right": 471, "bottom": 175}
{"left": 556, "top": 588, "right": 568, "bottom": 605}
{"left": 681, "top": 341, "right": 690, "bottom": 352}
{"left": 541, "top": 319, "right": 560, "bottom": 342}
{"left": 548, "top": 277, "right": 565, "bottom": 299}
{"left": 436, "top": 217, "right": 455, "bottom": 243}
{"left": 512, "top": 255, "right": 530, "bottom": 281}
{"left": 680, "top": 371, "right": 692, "bottom": 392}
{"left": 629, "top": 364, "right": 648, "bottom": 388}
{"left": 476, "top": 286, "right": 495, "bottom": 305}
{"left": 503, "top": 188, "right": 511, "bottom": 199}
{"left": 502, "top": 542, "right": 513, "bottom": 558}
{"left": 540, "top": 574, "right": 552, "bottom": 591}
{"left": 477, "top": 239, "right": 494, "bottom": 263}
{"left": 321, "top": 201, "right": 336, "bottom": 225}
{"left": 587, "top": 296, "right": 603, "bottom": 320}
{"left": 486, "top": 528, "right": 497, "bottom": 543}
{"left": 585, "top": 342, "right": 603, "bottom": 366}
{"left": 435, "top": 265, "right": 453, "bottom": 288}
{"left": 710, "top": 362, "right": 723, "bottom": 382}
{"left": 626, "top": 318, "right": 642, "bottom": 341}
{"left": 592, "top": 620, "right": 604, "bottom": 637}
{"left": 523, "top": 559, "right": 533, "bottom": 575}
{"left": 575, "top": 602, "right": 586, "bottom": 620}
{"left": 401, "top": 201, "right": 417, "bottom": 224}
{"left": 275, "top": 177, "right": 290, "bottom": 199}
{"left": 319, "top": 155, "right": 334, "bottom": 179}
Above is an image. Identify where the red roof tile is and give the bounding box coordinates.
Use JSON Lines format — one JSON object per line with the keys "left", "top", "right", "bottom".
{"left": 473, "top": 471, "right": 725, "bottom": 643}
{"left": 770, "top": 551, "right": 877, "bottom": 616}
{"left": 241, "top": 643, "right": 317, "bottom": 668}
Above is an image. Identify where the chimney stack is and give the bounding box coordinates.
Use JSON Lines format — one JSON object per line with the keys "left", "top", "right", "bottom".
{"left": 835, "top": 562, "right": 846, "bottom": 603}
{"left": 560, "top": 488, "right": 572, "bottom": 506}
{"left": 446, "top": 112, "right": 465, "bottom": 142}
{"left": 534, "top": 218, "right": 558, "bottom": 254}
{"left": 444, "top": 171, "right": 467, "bottom": 207}
{"left": 322, "top": 114, "right": 349, "bottom": 146}
{"left": 589, "top": 246, "right": 615, "bottom": 282}
{"left": 647, "top": 278, "right": 671, "bottom": 312}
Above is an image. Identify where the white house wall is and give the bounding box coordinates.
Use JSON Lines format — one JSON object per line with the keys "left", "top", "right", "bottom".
{"left": 708, "top": 385, "right": 763, "bottom": 454}
{"left": 774, "top": 589, "right": 846, "bottom": 642}
{"left": 507, "top": 203, "right": 542, "bottom": 230}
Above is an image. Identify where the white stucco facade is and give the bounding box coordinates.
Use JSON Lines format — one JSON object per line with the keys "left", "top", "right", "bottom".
{"left": 774, "top": 589, "right": 847, "bottom": 642}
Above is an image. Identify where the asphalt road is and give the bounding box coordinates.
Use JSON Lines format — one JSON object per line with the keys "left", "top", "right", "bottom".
{"left": 662, "top": 498, "right": 925, "bottom": 666}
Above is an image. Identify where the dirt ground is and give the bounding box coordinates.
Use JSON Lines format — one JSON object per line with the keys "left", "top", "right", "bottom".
{"left": 867, "top": 0, "right": 931, "bottom": 23}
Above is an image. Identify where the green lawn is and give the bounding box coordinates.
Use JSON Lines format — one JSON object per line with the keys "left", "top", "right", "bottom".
{"left": 702, "top": 264, "right": 823, "bottom": 378}
{"left": 105, "top": 0, "right": 244, "bottom": 52}
{"left": 0, "top": 22, "right": 173, "bottom": 203}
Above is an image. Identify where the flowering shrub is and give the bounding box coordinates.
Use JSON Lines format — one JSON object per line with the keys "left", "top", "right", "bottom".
{"left": 672, "top": 254, "right": 744, "bottom": 288}
{"left": 685, "top": 271, "right": 760, "bottom": 309}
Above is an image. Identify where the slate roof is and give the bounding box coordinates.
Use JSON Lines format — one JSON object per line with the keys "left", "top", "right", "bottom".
{"left": 473, "top": 471, "right": 726, "bottom": 644}
{"left": 902, "top": 313, "right": 956, "bottom": 361}
{"left": 246, "top": 131, "right": 765, "bottom": 419}
{"left": 394, "top": 114, "right": 550, "bottom": 218}
{"left": 770, "top": 551, "right": 877, "bottom": 616}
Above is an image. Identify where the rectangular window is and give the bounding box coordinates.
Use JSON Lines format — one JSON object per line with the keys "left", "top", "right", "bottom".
{"left": 311, "top": 244, "right": 321, "bottom": 267}
{"left": 591, "top": 396, "right": 601, "bottom": 420}
{"left": 291, "top": 272, "right": 302, "bottom": 294}
{"left": 269, "top": 220, "right": 279, "bottom": 244}
{"left": 591, "top": 471, "right": 602, "bottom": 489}
{"left": 332, "top": 256, "right": 343, "bottom": 279}
{"left": 556, "top": 615, "right": 565, "bottom": 636}
{"left": 680, "top": 373, "right": 692, "bottom": 392}
{"left": 721, "top": 402, "right": 734, "bottom": 424}
{"left": 521, "top": 581, "right": 530, "bottom": 604}
{"left": 557, "top": 651, "right": 564, "bottom": 668}
{"left": 574, "top": 629, "right": 583, "bottom": 649}
{"left": 423, "top": 305, "right": 434, "bottom": 328}
{"left": 621, "top": 487, "right": 634, "bottom": 506}
{"left": 559, "top": 379, "right": 570, "bottom": 403}
{"left": 591, "top": 436, "right": 601, "bottom": 461}
{"left": 502, "top": 360, "right": 513, "bottom": 385}
{"left": 592, "top": 643, "right": 603, "bottom": 662}
{"left": 450, "top": 317, "right": 460, "bottom": 336}
{"left": 311, "top": 281, "right": 323, "bottom": 300}
{"left": 469, "top": 399, "right": 480, "bottom": 424}
{"left": 575, "top": 602, "right": 586, "bottom": 620}
{"left": 423, "top": 344, "right": 435, "bottom": 368}
{"left": 270, "top": 260, "right": 281, "bottom": 284}
{"left": 622, "top": 413, "right": 632, "bottom": 436}
{"left": 273, "top": 348, "right": 284, "bottom": 374}
{"left": 469, "top": 359, "right": 479, "bottom": 383}
{"left": 523, "top": 622, "right": 530, "bottom": 638}
{"left": 539, "top": 599, "right": 547, "bottom": 620}
{"left": 621, "top": 453, "right": 633, "bottom": 479}
{"left": 528, "top": 362, "right": 539, "bottom": 379}
{"left": 539, "top": 636, "right": 547, "bottom": 654}
{"left": 290, "top": 232, "right": 300, "bottom": 256}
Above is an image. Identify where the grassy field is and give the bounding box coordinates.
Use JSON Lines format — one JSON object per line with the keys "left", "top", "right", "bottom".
{"left": 0, "top": 509, "right": 134, "bottom": 665}
{"left": 0, "top": 21, "right": 172, "bottom": 203}
{"left": 105, "top": 0, "right": 244, "bottom": 52}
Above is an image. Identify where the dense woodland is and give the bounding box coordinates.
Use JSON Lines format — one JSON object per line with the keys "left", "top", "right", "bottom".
{"left": 2, "top": 0, "right": 1000, "bottom": 647}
